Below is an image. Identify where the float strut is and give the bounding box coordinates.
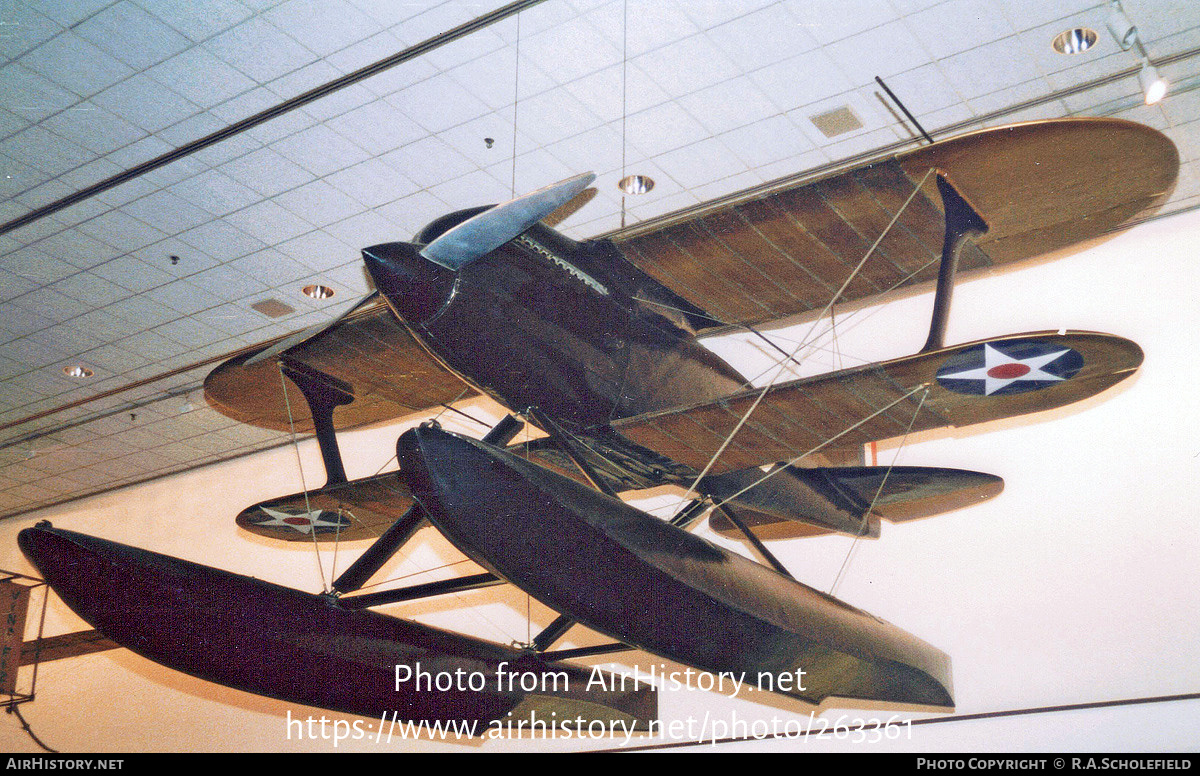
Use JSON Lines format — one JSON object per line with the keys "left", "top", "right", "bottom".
{"left": 331, "top": 414, "right": 524, "bottom": 594}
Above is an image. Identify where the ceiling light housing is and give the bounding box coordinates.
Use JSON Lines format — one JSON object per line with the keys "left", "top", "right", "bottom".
{"left": 1106, "top": 3, "right": 1137, "bottom": 51}
{"left": 302, "top": 285, "right": 335, "bottom": 300}
{"left": 1052, "top": 28, "right": 1097, "bottom": 55}
{"left": 1139, "top": 61, "right": 1167, "bottom": 104}
{"left": 618, "top": 175, "right": 654, "bottom": 195}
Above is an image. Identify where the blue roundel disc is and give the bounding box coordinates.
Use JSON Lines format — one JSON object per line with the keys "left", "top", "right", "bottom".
{"left": 936, "top": 340, "right": 1084, "bottom": 396}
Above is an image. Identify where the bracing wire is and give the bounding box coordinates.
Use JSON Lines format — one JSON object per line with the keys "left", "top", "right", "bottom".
{"left": 679, "top": 168, "right": 936, "bottom": 506}
{"left": 829, "top": 387, "right": 929, "bottom": 596}
{"left": 276, "top": 363, "right": 328, "bottom": 593}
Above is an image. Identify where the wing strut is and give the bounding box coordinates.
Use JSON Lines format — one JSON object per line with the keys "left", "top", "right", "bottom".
{"left": 331, "top": 414, "right": 524, "bottom": 595}
{"left": 279, "top": 360, "right": 354, "bottom": 486}
{"left": 921, "top": 174, "right": 989, "bottom": 353}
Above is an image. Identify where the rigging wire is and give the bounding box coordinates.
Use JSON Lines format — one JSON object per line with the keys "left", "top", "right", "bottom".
{"left": 828, "top": 387, "right": 929, "bottom": 596}
{"left": 678, "top": 168, "right": 936, "bottom": 506}
{"left": 276, "top": 363, "right": 328, "bottom": 593}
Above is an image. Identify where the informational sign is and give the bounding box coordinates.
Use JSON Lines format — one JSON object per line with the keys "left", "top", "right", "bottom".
{"left": 0, "top": 580, "right": 30, "bottom": 695}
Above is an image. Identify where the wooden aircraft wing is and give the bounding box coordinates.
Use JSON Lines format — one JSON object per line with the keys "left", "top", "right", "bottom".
{"left": 611, "top": 118, "right": 1178, "bottom": 330}
{"left": 610, "top": 330, "right": 1142, "bottom": 475}
{"left": 235, "top": 471, "right": 415, "bottom": 543}
{"left": 204, "top": 300, "right": 473, "bottom": 434}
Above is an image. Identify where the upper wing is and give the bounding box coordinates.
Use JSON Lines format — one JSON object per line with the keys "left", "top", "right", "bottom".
{"left": 204, "top": 300, "right": 472, "bottom": 433}
{"left": 611, "top": 331, "right": 1142, "bottom": 475}
{"left": 611, "top": 118, "right": 1178, "bottom": 330}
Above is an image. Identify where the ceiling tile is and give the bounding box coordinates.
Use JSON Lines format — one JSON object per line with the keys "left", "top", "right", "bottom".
{"left": 635, "top": 33, "right": 741, "bottom": 98}
{"left": 76, "top": 209, "right": 171, "bottom": 251}
{"left": 711, "top": 3, "right": 819, "bottom": 71}
{"left": 271, "top": 123, "right": 371, "bottom": 176}
{"left": 264, "top": 0, "right": 382, "bottom": 57}
{"left": 148, "top": 48, "right": 258, "bottom": 109}
{"left": 33, "top": 229, "right": 123, "bottom": 270}
{"left": 522, "top": 15, "right": 622, "bottom": 86}
{"left": 225, "top": 199, "right": 315, "bottom": 242}
{"left": 748, "top": 47, "right": 853, "bottom": 112}
{"left": 720, "top": 113, "right": 812, "bottom": 168}
{"left": 325, "top": 98, "right": 428, "bottom": 155}
{"left": 135, "top": 0, "right": 256, "bottom": 43}
{"left": 907, "top": 0, "right": 1019, "bottom": 59}
{"left": 203, "top": 15, "right": 320, "bottom": 82}
{"left": 74, "top": 1, "right": 193, "bottom": 71}
{"left": 51, "top": 272, "right": 133, "bottom": 308}
{"left": 678, "top": 0, "right": 780, "bottom": 31}
{"left": 121, "top": 189, "right": 216, "bottom": 234}
{"left": 677, "top": 77, "right": 781, "bottom": 135}
{"left": 942, "top": 37, "right": 1048, "bottom": 101}
{"left": 41, "top": 102, "right": 149, "bottom": 156}
{"left": 274, "top": 179, "right": 367, "bottom": 227}
{"left": 91, "top": 74, "right": 201, "bottom": 134}
{"left": 186, "top": 263, "right": 269, "bottom": 303}
{"left": 381, "top": 135, "right": 477, "bottom": 188}
{"left": 274, "top": 229, "right": 357, "bottom": 272}
{"left": 219, "top": 146, "right": 316, "bottom": 197}
{"left": 168, "top": 169, "right": 262, "bottom": 217}
{"left": 19, "top": 31, "right": 135, "bottom": 98}
{"left": 175, "top": 220, "right": 267, "bottom": 262}
{"left": 390, "top": 74, "right": 492, "bottom": 134}
{"left": 0, "top": 63, "right": 79, "bottom": 122}
{"left": 655, "top": 136, "right": 749, "bottom": 188}
{"left": 621, "top": 100, "right": 711, "bottom": 158}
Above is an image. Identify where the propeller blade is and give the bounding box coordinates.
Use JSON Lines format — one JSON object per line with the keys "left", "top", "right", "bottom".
{"left": 419, "top": 172, "right": 596, "bottom": 270}
{"left": 244, "top": 290, "right": 379, "bottom": 366}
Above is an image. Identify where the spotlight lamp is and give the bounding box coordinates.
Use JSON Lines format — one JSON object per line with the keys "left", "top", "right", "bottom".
{"left": 1106, "top": 2, "right": 1137, "bottom": 51}
{"left": 1139, "top": 61, "right": 1167, "bottom": 105}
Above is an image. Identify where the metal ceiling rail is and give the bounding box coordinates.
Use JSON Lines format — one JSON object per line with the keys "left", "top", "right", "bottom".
{"left": 0, "top": 0, "right": 548, "bottom": 238}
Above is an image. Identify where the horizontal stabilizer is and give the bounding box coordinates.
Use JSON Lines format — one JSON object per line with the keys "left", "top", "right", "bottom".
{"left": 708, "top": 465, "right": 1003, "bottom": 540}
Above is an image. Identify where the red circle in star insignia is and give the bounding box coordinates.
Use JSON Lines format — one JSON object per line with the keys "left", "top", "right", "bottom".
{"left": 987, "top": 363, "right": 1031, "bottom": 379}
{"left": 283, "top": 517, "right": 310, "bottom": 525}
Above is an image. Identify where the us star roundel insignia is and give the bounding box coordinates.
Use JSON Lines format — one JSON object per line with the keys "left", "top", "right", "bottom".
{"left": 246, "top": 506, "right": 352, "bottom": 535}
{"left": 936, "top": 340, "right": 1084, "bottom": 396}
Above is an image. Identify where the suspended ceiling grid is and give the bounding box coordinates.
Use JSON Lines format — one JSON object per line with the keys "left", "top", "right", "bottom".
{"left": 1, "top": 0, "right": 1199, "bottom": 519}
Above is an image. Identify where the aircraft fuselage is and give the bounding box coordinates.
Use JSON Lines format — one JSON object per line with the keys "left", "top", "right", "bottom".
{"left": 363, "top": 221, "right": 748, "bottom": 433}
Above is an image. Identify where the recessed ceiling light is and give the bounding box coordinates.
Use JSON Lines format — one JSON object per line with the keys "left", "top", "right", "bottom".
{"left": 1052, "top": 27, "right": 1098, "bottom": 55}
{"left": 302, "top": 284, "right": 335, "bottom": 300}
{"left": 63, "top": 365, "right": 93, "bottom": 378}
{"left": 618, "top": 175, "right": 654, "bottom": 195}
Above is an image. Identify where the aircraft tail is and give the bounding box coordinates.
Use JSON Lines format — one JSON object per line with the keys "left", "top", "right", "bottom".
{"left": 703, "top": 464, "right": 1003, "bottom": 540}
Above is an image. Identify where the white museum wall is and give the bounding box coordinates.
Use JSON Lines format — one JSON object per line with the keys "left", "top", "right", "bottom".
{"left": 0, "top": 204, "right": 1197, "bottom": 752}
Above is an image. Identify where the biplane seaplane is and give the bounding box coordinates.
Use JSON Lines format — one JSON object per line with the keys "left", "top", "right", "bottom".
{"left": 20, "top": 118, "right": 1178, "bottom": 730}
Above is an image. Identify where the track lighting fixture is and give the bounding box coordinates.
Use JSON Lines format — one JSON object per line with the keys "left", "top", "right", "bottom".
{"left": 1106, "top": 1, "right": 1168, "bottom": 105}
{"left": 1139, "top": 61, "right": 1167, "bottom": 105}
{"left": 1106, "top": 1, "right": 1137, "bottom": 51}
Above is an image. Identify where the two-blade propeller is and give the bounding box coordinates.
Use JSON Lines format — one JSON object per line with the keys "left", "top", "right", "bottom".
{"left": 419, "top": 172, "right": 596, "bottom": 270}
{"left": 246, "top": 172, "right": 596, "bottom": 366}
